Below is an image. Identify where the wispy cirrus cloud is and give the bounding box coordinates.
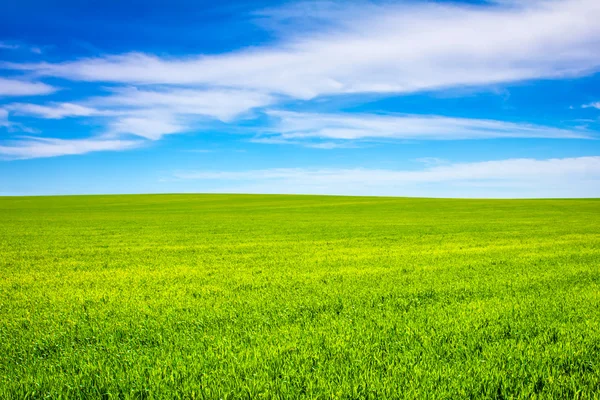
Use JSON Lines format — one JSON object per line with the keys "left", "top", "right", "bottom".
{"left": 0, "top": 78, "right": 56, "bottom": 97}
{"left": 6, "top": 0, "right": 600, "bottom": 99}
{"left": 6, "top": 102, "right": 98, "bottom": 119}
{"left": 5, "top": 102, "right": 187, "bottom": 141}
{"left": 0, "top": 136, "right": 141, "bottom": 160}
{"left": 257, "top": 111, "right": 592, "bottom": 145}
{"left": 0, "top": 41, "right": 42, "bottom": 53}
{"left": 4, "top": 87, "right": 274, "bottom": 141}
{"left": 94, "top": 87, "right": 274, "bottom": 139}
{"left": 173, "top": 156, "right": 600, "bottom": 197}
{"left": 89, "top": 87, "right": 275, "bottom": 122}
{"left": 0, "top": 107, "right": 39, "bottom": 133}
{"left": 582, "top": 102, "right": 600, "bottom": 109}
{"left": 0, "top": 102, "right": 148, "bottom": 158}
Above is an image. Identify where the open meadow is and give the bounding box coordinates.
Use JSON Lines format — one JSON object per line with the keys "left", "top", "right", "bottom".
{"left": 0, "top": 194, "right": 599, "bottom": 399}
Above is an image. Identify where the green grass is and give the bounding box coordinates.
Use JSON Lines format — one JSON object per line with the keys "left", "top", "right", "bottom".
{"left": 1, "top": 194, "right": 599, "bottom": 399}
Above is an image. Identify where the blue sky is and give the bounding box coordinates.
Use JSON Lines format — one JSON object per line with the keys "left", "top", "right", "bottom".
{"left": 1, "top": 0, "right": 600, "bottom": 197}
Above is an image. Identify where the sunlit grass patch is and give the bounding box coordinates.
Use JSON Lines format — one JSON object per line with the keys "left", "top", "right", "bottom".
{"left": 1, "top": 194, "right": 599, "bottom": 398}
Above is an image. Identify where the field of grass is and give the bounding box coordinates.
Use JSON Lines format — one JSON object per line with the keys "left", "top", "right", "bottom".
{"left": 0, "top": 194, "right": 599, "bottom": 399}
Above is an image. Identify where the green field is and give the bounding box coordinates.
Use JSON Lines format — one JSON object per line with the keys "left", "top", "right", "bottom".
{"left": 1, "top": 194, "right": 599, "bottom": 399}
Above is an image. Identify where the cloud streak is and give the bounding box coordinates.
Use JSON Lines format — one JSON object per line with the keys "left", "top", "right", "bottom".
{"left": 0, "top": 41, "right": 42, "bottom": 53}
{"left": 0, "top": 78, "right": 56, "bottom": 97}
{"left": 583, "top": 102, "right": 600, "bottom": 109}
{"left": 5, "top": 87, "right": 274, "bottom": 140}
{"left": 259, "top": 111, "right": 592, "bottom": 144}
{"left": 0, "top": 136, "right": 142, "bottom": 160}
{"left": 6, "top": 102, "right": 98, "bottom": 119}
{"left": 89, "top": 87, "right": 275, "bottom": 122}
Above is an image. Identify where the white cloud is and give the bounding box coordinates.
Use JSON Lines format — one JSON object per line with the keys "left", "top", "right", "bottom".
{"left": 0, "top": 136, "right": 141, "bottom": 160}
{"left": 92, "top": 87, "right": 275, "bottom": 139}
{"left": 0, "top": 41, "right": 43, "bottom": 53}
{"left": 261, "top": 111, "right": 591, "bottom": 142}
{"left": 0, "top": 78, "right": 56, "bottom": 97}
{"left": 7, "top": 89, "right": 269, "bottom": 123}
{"left": 582, "top": 102, "right": 600, "bottom": 109}
{"left": 4, "top": 101, "right": 179, "bottom": 140}
{"left": 90, "top": 87, "right": 275, "bottom": 122}
{"left": 173, "top": 156, "right": 600, "bottom": 198}
{"left": 3, "top": 101, "right": 189, "bottom": 141}
{"left": 4, "top": 87, "right": 274, "bottom": 140}
{"left": 107, "top": 113, "right": 188, "bottom": 140}
{"left": 0, "top": 108, "right": 40, "bottom": 133}
{"left": 6, "top": 102, "right": 98, "bottom": 119}
{"left": 7, "top": 0, "right": 600, "bottom": 99}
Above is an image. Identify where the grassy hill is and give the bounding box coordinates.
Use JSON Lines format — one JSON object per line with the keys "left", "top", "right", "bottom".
{"left": 1, "top": 194, "right": 599, "bottom": 398}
